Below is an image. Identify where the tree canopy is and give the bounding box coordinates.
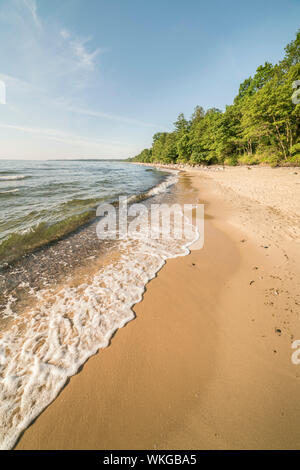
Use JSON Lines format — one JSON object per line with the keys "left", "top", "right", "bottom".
{"left": 131, "top": 30, "right": 300, "bottom": 167}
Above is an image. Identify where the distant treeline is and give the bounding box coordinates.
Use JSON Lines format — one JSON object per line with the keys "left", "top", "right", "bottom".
{"left": 130, "top": 31, "right": 300, "bottom": 166}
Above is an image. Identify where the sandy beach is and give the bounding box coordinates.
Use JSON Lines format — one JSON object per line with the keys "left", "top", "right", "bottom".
{"left": 16, "top": 166, "right": 300, "bottom": 450}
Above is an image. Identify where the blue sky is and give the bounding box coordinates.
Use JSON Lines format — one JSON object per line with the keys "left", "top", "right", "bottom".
{"left": 0, "top": 0, "right": 299, "bottom": 159}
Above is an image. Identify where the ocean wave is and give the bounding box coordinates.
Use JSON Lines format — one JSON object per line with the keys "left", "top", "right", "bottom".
{"left": 0, "top": 188, "right": 199, "bottom": 449}
{"left": 126, "top": 170, "right": 178, "bottom": 203}
{"left": 0, "top": 189, "right": 19, "bottom": 195}
{"left": 0, "top": 175, "right": 30, "bottom": 181}
{"left": 0, "top": 169, "right": 176, "bottom": 265}
{"left": 0, "top": 211, "right": 96, "bottom": 265}
{"left": 59, "top": 197, "right": 102, "bottom": 209}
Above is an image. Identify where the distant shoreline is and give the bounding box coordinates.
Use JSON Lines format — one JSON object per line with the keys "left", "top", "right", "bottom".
{"left": 131, "top": 160, "right": 300, "bottom": 171}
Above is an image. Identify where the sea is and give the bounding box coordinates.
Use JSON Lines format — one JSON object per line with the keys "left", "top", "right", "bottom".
{"left": 0, "top": 159, "right": 198, "bottom": 449}
{"left": 0, "top": 160, "right": 170, "bottom": 265}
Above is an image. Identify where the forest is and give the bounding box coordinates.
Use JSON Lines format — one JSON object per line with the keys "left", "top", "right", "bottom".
{"left": 130, "top": 30, "right": 300, "bottom": 166}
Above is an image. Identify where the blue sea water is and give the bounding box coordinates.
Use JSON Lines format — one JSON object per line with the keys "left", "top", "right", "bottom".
{"left": 0, "top": 159, "right": 166, "bottom": 263}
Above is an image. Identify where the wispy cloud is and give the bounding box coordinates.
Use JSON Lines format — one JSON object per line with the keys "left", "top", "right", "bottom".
{"left": 60, "top": 29, "right": 101, "bottom": 71}
{"left": 66, "top": 105, "right": 163, "bottom": 129}
{"left": 0, "top": 73, "right": 163, "bottom": 129}
{"left": 0, "top": 122, "right": 134, "bottom": 151}
{"left": 22, "top": 0, "right": 41, "bottom": 30}
{"left": 0, "top": 1, "right": 156, "bottom": 158}
{"left": 0, "top": 73, "right": 41, "bottom": 92}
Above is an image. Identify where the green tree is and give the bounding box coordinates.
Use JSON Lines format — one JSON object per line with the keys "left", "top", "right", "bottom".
{"left": 131, "top": 30, "right": 300, "bottom": 167}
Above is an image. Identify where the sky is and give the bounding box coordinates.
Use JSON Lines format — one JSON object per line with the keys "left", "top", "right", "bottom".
{"left": 0, "top": 0, "right": 299, "bottom": 160}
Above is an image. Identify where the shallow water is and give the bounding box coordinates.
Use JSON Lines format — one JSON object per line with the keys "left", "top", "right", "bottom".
{"left": 0, "top": 160, "right": 167, "bottom": 265}
{"left": 0, "top": 161, "right": 199, "bottom": 449}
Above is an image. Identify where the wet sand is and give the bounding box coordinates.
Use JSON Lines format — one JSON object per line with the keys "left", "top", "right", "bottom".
{"left": 16, "top": 168, "right": 300, "bottom": 449}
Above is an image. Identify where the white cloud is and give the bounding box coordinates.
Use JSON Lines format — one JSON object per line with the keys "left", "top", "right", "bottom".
{"left": 60, "top": 29, "right": 101, "bottom": 71}
{"left": 0, "top": 2, "right": 158, "bottom": 158}
{"left": 0, "top": 122, "right": 134, "bottom": 151}
{"left": 60, "top": 29, "right": 70, "bottom": 39}
{"left": 0, "top": 73, "right": 163, "bottom": 130}
{"left": 0, "top": 73, "right": 41, "bottom": 92}
{"left": 22, "top": 0, "right": 41, "bottom": 30}
{"left": 67, "top": 105, "right": 163, "bottom": 129}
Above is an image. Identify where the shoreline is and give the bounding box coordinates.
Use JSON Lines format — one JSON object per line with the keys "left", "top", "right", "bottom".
{"left": 0, "top": 163, "right": 170, "bottom": 268}
{"left": 16, "top": 167, "right": 300, "bottom": 449}
{"left": 131, "top": 161, "right": 300, "bottom": 170}
{"left": 0, "top": 166, "right": 174, "bottom": 333}
{"left": 0, "top": 167, "right": 192, "bottom": 450}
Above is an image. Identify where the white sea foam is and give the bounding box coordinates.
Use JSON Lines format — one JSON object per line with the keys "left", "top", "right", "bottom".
{"left": 0, "top": 175, "right": 27, "bottom": 181}
{"left": 0, "top": 189, "right": 19, "bottom": 194}
{"left": 0, "top": 169, "right": 199, "bottom": 449}
{"left": 147, "top": 169, "right": 179, "bottom": 196}
{"left": 126, "top": 170, "right": 179, "bottom": 203}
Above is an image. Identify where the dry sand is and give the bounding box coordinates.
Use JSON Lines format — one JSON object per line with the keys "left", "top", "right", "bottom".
{"left": 16, "top": 167, "right": 300, "bottom": 450}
